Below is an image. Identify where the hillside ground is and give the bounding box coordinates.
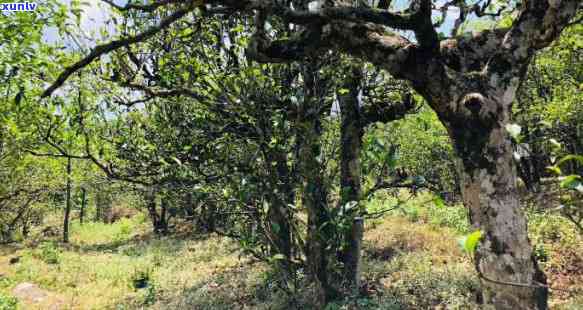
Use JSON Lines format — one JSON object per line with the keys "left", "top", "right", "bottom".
{"left": 1, "top": 193, "right": 582, "bottom": 309}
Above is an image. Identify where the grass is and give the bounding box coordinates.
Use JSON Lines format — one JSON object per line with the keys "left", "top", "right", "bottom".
{"left": 0, "top": 215, "right": 259, "bottom": 309}
{"left": 0, "top": 194, "right": 581, "bottom": 309}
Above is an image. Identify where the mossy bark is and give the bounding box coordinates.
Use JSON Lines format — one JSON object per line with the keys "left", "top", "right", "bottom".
{"left": 443, "top": 89, "right": 547, "bottom": 309}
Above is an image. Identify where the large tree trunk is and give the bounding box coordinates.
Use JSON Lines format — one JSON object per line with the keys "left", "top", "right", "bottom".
{"left": 444, "top": 91, "right": 547, "bottom": 309}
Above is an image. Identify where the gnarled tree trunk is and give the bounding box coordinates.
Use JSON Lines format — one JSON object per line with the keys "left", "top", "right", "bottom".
{"left": 38, "top": 0, "right": 580, "bottom": 308}
{"left": 442, "top": 87, "right": 547, "bottom": 309}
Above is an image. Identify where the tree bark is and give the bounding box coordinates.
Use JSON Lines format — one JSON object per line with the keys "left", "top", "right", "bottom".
{"left": 345, "top": 217, "right": 363, "bottom": 293}
{"left": 79, "top": 187, "right": 86, "bottom": 225}
{"left": 145, "top": 188, "right": 169, "bottom": 234}
{"left": 63, "top": 157, "right": 72, "bottom": 243}
{"left": 298, "top": 59, "right": 334, "bottom": 306}
{"left": 146, "top": 187, "right": 159, "bottom": 233}
{"left": 444, "top": 91, "right": 547, "bottom": 309}
{"left": 264, "top": 148, "right": 293, "bottom": 266}
{"left": 95, "top": 191, "right": 101, "bottom": 222}
{"left": 338, "top": 63, "right": 364, "bottom": 289}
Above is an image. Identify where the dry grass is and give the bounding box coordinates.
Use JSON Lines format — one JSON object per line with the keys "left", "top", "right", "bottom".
{"left": 1, "top": 200, "right": 582, "bottom": 309}
{"left": 0, "top": 216, "right": 265, "bottom": 309}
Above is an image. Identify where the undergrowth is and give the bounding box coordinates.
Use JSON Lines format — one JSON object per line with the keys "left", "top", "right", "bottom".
{"left": 0, "top": 196, "right": 581, "bottom": 309}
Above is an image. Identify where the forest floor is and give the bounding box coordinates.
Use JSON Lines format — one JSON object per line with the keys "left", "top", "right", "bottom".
{"left": 1, "top": 194, "right": 582, "bottom": 309}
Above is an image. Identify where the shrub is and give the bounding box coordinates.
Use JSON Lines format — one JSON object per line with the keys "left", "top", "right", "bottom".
{"left": 0, "top": 293, "right": 18, "bottom": 310}
{"left": 38, "top": 241, "right": 60, "bottom": 264}
{"left": 427, "top": 203, "right": 470, "bottom": 233}
{"left": 112, "top": 219, "right": 133, "bottom": 244}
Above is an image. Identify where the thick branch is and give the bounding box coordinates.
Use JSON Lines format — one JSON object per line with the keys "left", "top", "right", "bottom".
{"left": 274, "top": 6, "right": 417, "bottom": 30}
{"left": 41, "top": 6, "right": 194, "bottom": 98}
{"left": 503, "top": 0, "right": 580, "bottom": 63}
{"left": 323, "top": 22, "right": 425, "bottom": 83}
{"left": 101, "top": 0, "right": 185, "bottom": 12}
{"left": 361, "top": 92, "right": 417, "bottom": 125}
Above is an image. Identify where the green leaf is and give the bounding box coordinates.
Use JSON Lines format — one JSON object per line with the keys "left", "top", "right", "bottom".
{"left": 337, "top": 88, "right": 349, "bottom": 95}
{"left": 560, "top": 175, "right": 582, "bottom": 190}
{"left": 271, "top": 254, "right": 286, "bottom": 260}
{"left": 546, "top": 165, "right": 562, "bottom": 175}
{"left": 459, "top": 230, "right": 483, "bottom": 254}
{"left": 433, "top": 196, "right": 445, "bottom": 208}
{"left": 170, "top": 156, "right": 182, "bottom": 166}
{"left": 505, "top": 123, "right": 522, "bottom": 139}
{"left": 549, "top": 139, "right": 562, "bottom": 151}
{"left": 557, "top": 155, "right": 583, "bottom": 167}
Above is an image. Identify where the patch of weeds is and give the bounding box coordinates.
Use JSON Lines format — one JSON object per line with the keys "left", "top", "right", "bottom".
{"left": 0, "top": 277, "right": 15, "bottom": 291}
{"left": 427, "top": 204, "right": 470, "bottom": 233}
{"left": 384, "top": 265, "right": 479, "bottom": 308}
{"left": 112, "top": 219, "right": 133, "bottom": 245}
{"left": 533, "top": 243, "right": 550, "bottom": 262}
{"left": 252, "top": 269, "right": 290, "bottom": 302}
{"left": 402, "top": 206, "right": 421, "bottom": 222}
{"left": 120, "top": 245, "right": 142, "bottom": 257}
{"left": 325, "top": 296, "right": 399, "bottom": 310}
{"left": 0, "top": 293, "right": 18, "bottom": 310}
{"left": 37, "top": 241, "right": 60, "bottom": 264}
{"left": 529, "top": 212, "right": 580, "bottom": 246}
{"left": 134, "top": 212, "right": 149, "bottom": 224}
{"left": 139, "top": 282, "right": 158, "bottom": 306}
{"left": 151, "top": 252, "right": 166, "bottom": 267}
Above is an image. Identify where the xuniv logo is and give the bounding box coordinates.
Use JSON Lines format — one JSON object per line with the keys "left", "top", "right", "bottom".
{"left": 0, "top": 2, "right": 37, "bottom": 12}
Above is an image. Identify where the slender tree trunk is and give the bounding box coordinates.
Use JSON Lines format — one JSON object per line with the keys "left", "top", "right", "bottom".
{"left": 338, "top": 63, "right": 364, "bottom": 289}
{"left": 347, "top": 217, "right": 363, "bottom": 293}
{"left": 185, "top": 192, "right": 195, "bottom": 220}
{"left": 266, "top": 201, "right": 292, "bottom": 273}
{"left": 79, "top": 187, "right": 86, "bottom": 225}
{"left": 276, "top": 153, "right": 294, "bottom": 260}
{"left": 444, "top": 92, "right": 547, "bottom": 309}
{"left": 159, "top": 198, "right": 168, "bottom": 234}
{"left": 298, "top": 60, "right": 334, "bottom": 306}
{"left": 204, "top": 201, "right": 216, "bottom": 233}
{"left": 63, "top": 157, "right": 72, "bottom": 243}
{"left": 95, "top": 188, "right": 101, "bottom": 222}
{"left": 265, "top": 150, "right": 293, "bottom": 267}
{"left": 145, "top": 188, "right": 163, "bottom": 234}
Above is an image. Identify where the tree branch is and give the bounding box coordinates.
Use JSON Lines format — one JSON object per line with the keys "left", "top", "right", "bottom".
{"left": 361, "top": 92, "right": 418, "bottom": 125}
{"left": 100, "top": 0, "right": 185, "bottom": 12}
{"left": 41, "top": 5, "right": 195, "bottom": 98}
{"left": 502, "top": 0, "right": 580, "bottom": 64}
